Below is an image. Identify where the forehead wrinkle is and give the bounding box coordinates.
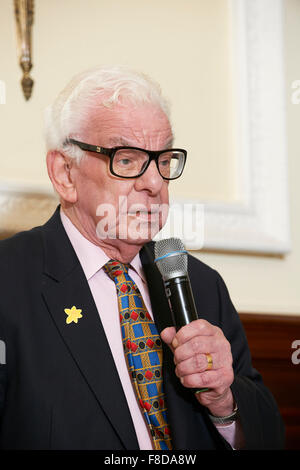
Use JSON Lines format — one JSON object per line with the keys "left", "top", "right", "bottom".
{"left": 107, "top": 136, "right": 132, "bottom": 146}
{"left": 106, "top": 130, "right": 173, "bottom": 150}
{"left": 132, "top": 126, "right": 173, "bottom": 150}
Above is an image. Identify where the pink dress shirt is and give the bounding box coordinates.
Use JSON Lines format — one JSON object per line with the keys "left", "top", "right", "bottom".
{"left": 60, "top": 209, "right": 239, "bottom": 449}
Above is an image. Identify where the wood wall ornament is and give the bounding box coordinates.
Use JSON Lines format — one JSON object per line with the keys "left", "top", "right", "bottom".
{"left": 14, "top": 0, "right": 34, "bottom": 100}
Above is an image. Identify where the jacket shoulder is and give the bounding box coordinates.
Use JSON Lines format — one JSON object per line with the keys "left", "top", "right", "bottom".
{"left": 187, "top": 253, "right": 220, "bottom": 284}
{"left": 0, "top": 226, "right": 44, "bottom": 276}
{"left": 0, "top": 224, "right": 43, "bottom": 251}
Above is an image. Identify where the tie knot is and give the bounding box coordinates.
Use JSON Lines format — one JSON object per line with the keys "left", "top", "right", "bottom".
{"left": 104, "top": 260, "right": 130, "bottom": 280}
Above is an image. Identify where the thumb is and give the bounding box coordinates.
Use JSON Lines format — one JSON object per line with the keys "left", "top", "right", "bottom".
{"left": 160, "top": 326, "right": 177, "bottom": 353}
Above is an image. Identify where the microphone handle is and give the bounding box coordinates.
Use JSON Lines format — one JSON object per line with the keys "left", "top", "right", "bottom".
{"left": 164, "top": 276, "right": 198, "bottom": 329}
{"left": 164, "top": 275, "right": 209, "bottom": 393}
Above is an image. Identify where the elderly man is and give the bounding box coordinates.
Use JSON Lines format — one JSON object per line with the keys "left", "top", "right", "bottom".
{"left": 0, "top": 66, "right": 284, "bottom": 450}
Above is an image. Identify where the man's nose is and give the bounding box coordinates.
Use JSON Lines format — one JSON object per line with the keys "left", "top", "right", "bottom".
{"left": 134, "top": 160, "right": 165, "bottom": 195}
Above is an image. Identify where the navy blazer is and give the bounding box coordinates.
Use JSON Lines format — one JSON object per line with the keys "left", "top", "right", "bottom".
{"left": 0, "top": 207, "right": 284, "bottom": 449}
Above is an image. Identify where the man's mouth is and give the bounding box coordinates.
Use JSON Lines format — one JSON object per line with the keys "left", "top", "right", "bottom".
{"left": 127, "top": 210, "right": 160, "bottom": 221}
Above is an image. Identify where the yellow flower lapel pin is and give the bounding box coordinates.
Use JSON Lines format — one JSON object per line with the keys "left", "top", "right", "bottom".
{"left": 64, "top": 306, "right": 83, "bottom": 324}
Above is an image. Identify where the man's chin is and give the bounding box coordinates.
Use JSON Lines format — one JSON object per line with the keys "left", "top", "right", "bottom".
{"left": 118, "top": 222, "right": 162, "bottom": 245}
{"left": 95, "top": 213, "right": 166, "bottom": 245}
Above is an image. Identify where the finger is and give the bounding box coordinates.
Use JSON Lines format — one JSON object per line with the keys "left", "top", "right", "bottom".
{"left": 175, "top": 353, "right": 217, "bottom": 377}
{"left": 180, "top": 368, "right": 234, "bottom": 391}
{"left": 160, "top": 326, "right": 177, "bottom": 353}
{"left": 173, "top": 319, "right": 219, "bottom": 349}
{"left": 174, "top": 335, "right": 215, "bottom": 363}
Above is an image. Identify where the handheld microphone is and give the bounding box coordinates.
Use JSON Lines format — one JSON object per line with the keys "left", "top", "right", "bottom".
{"left": 154, "top": 237, "right": 198, "bottom": 329}
{"left": 154, "top": 237, "right": 209, "bottom": 393}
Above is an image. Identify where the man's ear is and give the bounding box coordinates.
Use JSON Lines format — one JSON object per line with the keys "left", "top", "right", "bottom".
{"left": 46, "top": 150, "right": 77, "bottom": 203}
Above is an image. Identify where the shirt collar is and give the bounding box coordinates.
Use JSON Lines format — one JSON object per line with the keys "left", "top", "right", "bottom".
{"left": 60, "top": 209, "right": 146, "bottom": 283}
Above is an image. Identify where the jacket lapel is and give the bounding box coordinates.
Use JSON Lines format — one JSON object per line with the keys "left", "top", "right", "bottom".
{"left": 41, "top": 207, "right": 139, "bottom": 450}
{"left": 139, "top": 243, "right": 173, "bottom": 334}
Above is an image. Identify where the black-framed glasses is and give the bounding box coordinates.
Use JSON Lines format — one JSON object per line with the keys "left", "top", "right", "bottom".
{"left": 64, "top": 138, "right": 187, "bottom": 180}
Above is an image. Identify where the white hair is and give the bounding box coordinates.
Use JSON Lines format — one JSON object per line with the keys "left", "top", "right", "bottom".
{"left": 44, "top": 65, "right": 171, "bottom": 163}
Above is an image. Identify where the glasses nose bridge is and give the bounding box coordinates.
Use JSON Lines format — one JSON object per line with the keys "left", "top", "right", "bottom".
{"left": 142, "top": 150, "right": 162, "bottom": 176}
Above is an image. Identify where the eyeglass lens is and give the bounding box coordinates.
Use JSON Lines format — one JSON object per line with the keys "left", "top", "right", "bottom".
{"left": 112, "top": 149, "right": 185, "bottom": 179}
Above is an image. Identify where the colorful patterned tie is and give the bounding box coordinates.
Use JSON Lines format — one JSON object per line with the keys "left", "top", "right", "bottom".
{"left": 104, "top": 259, "right": 172, "bottom": 450}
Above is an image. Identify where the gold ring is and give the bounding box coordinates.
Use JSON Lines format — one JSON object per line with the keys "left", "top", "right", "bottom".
{"left": 205, "top": 353, "right": 213, "bottom": 370}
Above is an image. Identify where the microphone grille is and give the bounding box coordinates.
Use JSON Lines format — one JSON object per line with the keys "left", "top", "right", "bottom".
{"left": 154, "top": 238, "right": 188, "bottom": 280}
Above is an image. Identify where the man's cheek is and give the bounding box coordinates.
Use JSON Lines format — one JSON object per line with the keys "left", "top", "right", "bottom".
{"left": 95, "top": 204, "right": 118, "bottom": 239}
{"left": 161, "top": 202, "right": 169, "bottom": 225}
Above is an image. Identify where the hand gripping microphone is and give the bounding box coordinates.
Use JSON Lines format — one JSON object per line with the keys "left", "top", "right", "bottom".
{"left": 154, "top": 237, "right": 198, "bottom": 329}
{"left": 154, "top": 237, "right": 209, "bottom": 393}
